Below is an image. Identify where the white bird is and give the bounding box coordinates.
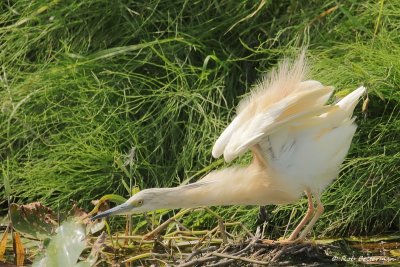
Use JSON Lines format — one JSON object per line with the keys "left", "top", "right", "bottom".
{"left": 92, "top": 52, "right": 366, "bottom": 242}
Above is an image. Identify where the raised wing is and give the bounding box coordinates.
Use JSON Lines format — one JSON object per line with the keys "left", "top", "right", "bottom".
{"left": 212, "top": 53, "right": 335, "bottom": 162}
{"left": 256, "top": 86, "right": 366, "bottom": 191}
{"left": 213, "top": 86, "right": 334, "bottom": 162}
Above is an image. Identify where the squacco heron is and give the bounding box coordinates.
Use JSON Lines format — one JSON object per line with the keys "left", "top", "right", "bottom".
{"left": 92, "top": 52, "right": 366, "bottom": 242}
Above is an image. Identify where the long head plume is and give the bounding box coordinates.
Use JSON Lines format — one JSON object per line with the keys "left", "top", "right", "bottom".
{"left": 212, "top": 50, "right": 309, "bottom": 159}
{"left": 237, "top": 50, "right": 307, "bottom": 113}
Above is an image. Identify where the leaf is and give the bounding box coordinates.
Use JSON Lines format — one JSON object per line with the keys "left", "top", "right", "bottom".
{"left": 87, "top": 38, "right": 184, "bottom": 62}
{"left": 123, "top": 147, "right": 136, "bottom": 167}
{"left": 89, "top": 220, "right": 105, "bottom": 235}
{"left": 314, "top": 238, "right": 341, "bottom": 245}
{"left": 66, "top": 203, "right": 105, "bottom": 235}
{"left": 390, "top": 249, "right": 400, "bottom": 257}
{"left": 3, "top": 160, "right": 11, "bottom": 197}
{"left": 69, "top": 203, "right": 90, "bottom": 224}
{"left": 0, "top": 224, "right": 10, "bottom": 260}
{"left": 80, "top": 232, "right": 106, "bottom": 266}
{"left": 74, "top": 261, "right": 90, "bottom": 267}
{"left": 121, "top": 178, "right": 131, "bottom": 193}
{"left": 88, "top": 194, "right": 127, "bottom": 217}
{"left": 131, "top": 186, "right": 140, "bottom": 195}
{"left": 32, "top": 220, "right": 86, "bottom": 267}
{"left": 345, "top": 235, "right": 400, "bottom": 243}
{"left": 12, "top": 232, "right": 24, "bottom": 266}
{"left": 10, "top": 202, "right": 58, "bottom": 240}
{"left": 115, "top": 158, "right": 131, "bottom": 178}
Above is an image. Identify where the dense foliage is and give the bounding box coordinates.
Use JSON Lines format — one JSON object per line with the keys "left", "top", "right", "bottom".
{"left": 1, "top": 0, "right": 399, "bottom": 237}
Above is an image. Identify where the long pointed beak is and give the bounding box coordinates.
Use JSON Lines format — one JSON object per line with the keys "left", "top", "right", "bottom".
{"left": 91, "top": 202, "right": 133, "bottom": 221}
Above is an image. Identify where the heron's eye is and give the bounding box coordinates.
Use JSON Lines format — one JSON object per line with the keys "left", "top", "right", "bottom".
{"left": 137, "top": 200, "right": 143, "bottom": 206}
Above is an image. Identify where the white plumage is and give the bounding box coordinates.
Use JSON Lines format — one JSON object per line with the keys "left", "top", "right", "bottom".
{"left": 213, "top": 53, "right": 365, "bottom": 195}
{"left": 92, "top": 52, "right": 366, "bottom": 242}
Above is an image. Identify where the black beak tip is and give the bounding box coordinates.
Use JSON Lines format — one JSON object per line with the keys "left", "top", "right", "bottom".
{"left": 90, "top": 213, "right": 106, "bottom": 221}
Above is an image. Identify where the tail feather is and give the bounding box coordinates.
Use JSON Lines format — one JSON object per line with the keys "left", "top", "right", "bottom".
{"left": 336, "top": 86, "right": 366, "bottom": 115}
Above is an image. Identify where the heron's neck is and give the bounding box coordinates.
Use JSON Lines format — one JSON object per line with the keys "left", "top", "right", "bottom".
{"left": 153, "top": 165, "right": 277, "bottom": 209}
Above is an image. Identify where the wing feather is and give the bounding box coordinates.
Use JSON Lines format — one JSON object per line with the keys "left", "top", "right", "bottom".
{"left": 212, "top": 52, "right": 338, "bottom": 162}
{"left": 212, "top": 113, "right": 244, "bottom": 158}
{"left": 222, "top": 86, "right": 334, "bottom": 162}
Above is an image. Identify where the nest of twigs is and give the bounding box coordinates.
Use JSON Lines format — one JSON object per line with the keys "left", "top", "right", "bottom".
{"left": 91, "top": 208, "right": 336, "bottom": 266}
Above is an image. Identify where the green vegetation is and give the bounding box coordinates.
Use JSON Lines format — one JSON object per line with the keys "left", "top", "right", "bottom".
{"left": 1, "top": 0, "right": 399, "bottom": 237}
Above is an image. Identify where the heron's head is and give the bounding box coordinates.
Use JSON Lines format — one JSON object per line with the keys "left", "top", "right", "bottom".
{"left": 91, "top": 181, "right": 214, "bottom": 221}
{"left": 91, "top": 189, "right": 173, "bottom": 220}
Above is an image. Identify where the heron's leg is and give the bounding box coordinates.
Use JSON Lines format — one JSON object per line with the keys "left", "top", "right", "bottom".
{"left": 297, "top": 192, "right": 324, "bottom": 241}
{"left": 287, "top": 188, "right": 314, "bottom": 241}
